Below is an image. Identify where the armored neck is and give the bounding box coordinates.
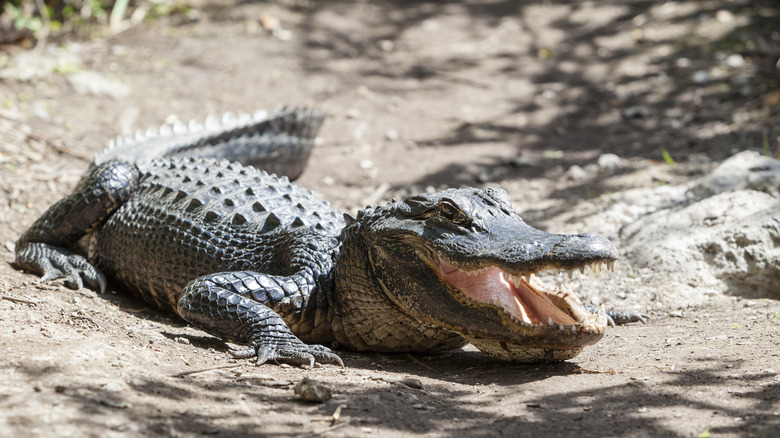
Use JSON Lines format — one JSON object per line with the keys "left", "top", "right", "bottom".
{"left": 332, "top": 209, "right": 466, "bottom": 352}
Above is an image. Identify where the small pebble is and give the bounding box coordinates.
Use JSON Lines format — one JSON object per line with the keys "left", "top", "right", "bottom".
{"left": 623, "top": 105, "right": 650, "bottom": 119}
{"left": 598, "top": 153, "right": 622, "bottom": 170}
{"left": 692, "top": 70, "right": 709, "bottom": 84}
{"left": 294, "top": 377, "right": 332, "bottom": 402}
{"left": 726, "top": 54, "right": 745, "bottom": 68}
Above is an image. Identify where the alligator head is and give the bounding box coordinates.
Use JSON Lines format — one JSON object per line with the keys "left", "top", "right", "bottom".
{"left": 340, "top": 187, "right": 615, "bottom": 362}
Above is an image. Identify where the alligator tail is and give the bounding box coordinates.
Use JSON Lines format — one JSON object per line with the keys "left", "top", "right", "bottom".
{"left": 94, "top": 107, "right": 326, "bottom": 181}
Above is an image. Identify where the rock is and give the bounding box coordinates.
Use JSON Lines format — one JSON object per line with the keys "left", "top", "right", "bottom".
{"left": 0, "top": 52, "right": 58, "bottom": 81}
{"left": 715, "top": 9, "right": 735, "bottom": 23}
{"left": 598, "top": 153, "right": 622, "bottom": 170}
{"left": 379, "top": 39, "right": 394, "bottom": 52}
{"left": 726, "top": 54, "right": 745, "bottom": 68}
{"left": 68, "top": 71, "right": 131, "bottom": 99}
{"left": 620, "top": 190, "right": 780, "bottom": 300}
{"left": 566, "top": 164, "right": 588, "bottom": 181}
{"left": 692, "top": 70, "right": 709, "bottom": 84}
{"left": 622, "top": 106, "right": 651, "bottom": 119}
{"left": 690, "top": 151, "right": 780, "bottom": 198}
{"left": 293, "top": 377, "right": 332, "bottom": 402}
{"left": 544, "top": 150, "right": 780, "bottom": 303}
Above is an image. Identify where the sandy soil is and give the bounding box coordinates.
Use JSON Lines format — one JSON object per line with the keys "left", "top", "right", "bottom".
{"left": 1, "top": 1, "right": 778, "bottom": 436}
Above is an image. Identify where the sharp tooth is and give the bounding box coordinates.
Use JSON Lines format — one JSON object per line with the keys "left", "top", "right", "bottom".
{"left": 598, "top": 263, "right": 603, "bottom": 272}
{"left": 592, "top": 264, "right": 598, "bottom": 274}
{"left": 571, "top": 325, "right": 578, "bottom": 333}
{"left": 609, "top": 261, "right": 615, "bottom": 272}
{"left": 579, "top": 266, "right": 585, "bottom": 274}
{"left": 568, "top": 270, "right": 573, "bottom": 279}
{"left": 513, "top": 276, "right": 522, "bottom": 288}
{"left": 548, "top": 317, "right": 554, "bottom": 326}
{"left": 559, "top": 324, "right": 565, "bottom": 331}
{"left": 599, "top": 304, "right": 606, "bottom": 315}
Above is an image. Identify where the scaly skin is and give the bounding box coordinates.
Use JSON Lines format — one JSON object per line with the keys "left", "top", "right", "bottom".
{"left": 14, "top": 107, "right": 643, "bottom": 367}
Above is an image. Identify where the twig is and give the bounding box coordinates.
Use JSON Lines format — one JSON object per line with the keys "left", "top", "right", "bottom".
{"left": 33, "top": 0, "right": 51, "bottom": 52}
{"left": 306, "top": 420, "right": 351, "bottom": 437}
{"left": 405, "top": 353, "right": 436, "bottom": 371}
{"left": 1, "top": 295, "right": 38, "bottom": 306}
{"left": 170, "top": 363, "right": 244, "bottom": 378}
{"left": 577, "top": 367, "right": 618, "bottom": 374}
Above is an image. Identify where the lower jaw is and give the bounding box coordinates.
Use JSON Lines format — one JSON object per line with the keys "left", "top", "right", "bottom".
{"left": 464, "top": 336, "right": 589, "bottom": 363}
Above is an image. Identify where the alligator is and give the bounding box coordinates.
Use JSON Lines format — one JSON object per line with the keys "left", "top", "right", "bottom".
{"left": 13, "top": 107, "right": 642, "bottom": 367}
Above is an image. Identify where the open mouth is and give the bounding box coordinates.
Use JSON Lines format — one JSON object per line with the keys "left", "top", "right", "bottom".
{"left": 435, "top": 257, "right": 609, "bottom": 332}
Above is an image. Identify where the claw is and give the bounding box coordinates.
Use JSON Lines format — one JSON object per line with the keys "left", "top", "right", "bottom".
{"left": 230, "top": 345, "right": 258, "bottom": 359}
{"left": 63, "top": 274, "right": 84, "bottom": 291}
{"left": 314, "top": 351, "right": 345, "bottom": 368}
{"left": 609, "top": 311, "right": 649, "bottom": 325}
{"left": 15, "top": 242, "right": 106, "bottom": 293}
{"left": 36, "top": 258, "right": 63, "bottom": 282}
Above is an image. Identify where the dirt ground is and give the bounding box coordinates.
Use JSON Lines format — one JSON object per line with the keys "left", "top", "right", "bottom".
{"left": 1, "top": 1, "right": 779, "bottom": 437}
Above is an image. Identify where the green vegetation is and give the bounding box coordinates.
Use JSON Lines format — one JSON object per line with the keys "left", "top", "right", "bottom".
{"left": 2, "top": 0, "right": 189, "bottom": 41}
{"left": 661, "top": 147, "right": 677, "bottom": 166}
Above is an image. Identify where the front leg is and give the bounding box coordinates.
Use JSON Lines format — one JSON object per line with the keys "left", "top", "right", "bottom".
{"left": 14, "top": 160, "right": 139, "bottom": 291}
{"left": 177, "top": 271, "right": 343, "bottom": 367}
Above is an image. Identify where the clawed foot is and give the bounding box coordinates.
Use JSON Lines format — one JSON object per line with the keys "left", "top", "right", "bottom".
{"left": 231, "top": 341, "right": 344, "bottom": 368}
{"left": 15, "top": 242, "right": 107, "bottom": 293}
{"left": 607, "top": 310, "right": 649, "bottom": 326}
{"left": 585, "top": 304, "right": 649, "bottom": 326}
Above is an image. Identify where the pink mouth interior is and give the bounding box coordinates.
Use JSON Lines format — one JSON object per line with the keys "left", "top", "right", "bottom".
{"left": 436, "top": 259, "right": 578, "bottom": 325}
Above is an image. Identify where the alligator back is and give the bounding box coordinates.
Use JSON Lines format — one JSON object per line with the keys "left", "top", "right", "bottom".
{"left": 90, "top": 157, "right": 345, "bottom": 312}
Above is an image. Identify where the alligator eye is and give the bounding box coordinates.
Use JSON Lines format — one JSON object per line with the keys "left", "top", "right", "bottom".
{"left": 437, "top": 201, "right": 464, "bottom": 222}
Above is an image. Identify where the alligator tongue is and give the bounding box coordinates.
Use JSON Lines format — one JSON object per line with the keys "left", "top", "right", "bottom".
{"left": 436, "top": 259, "right": 578, "bottom": 325}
